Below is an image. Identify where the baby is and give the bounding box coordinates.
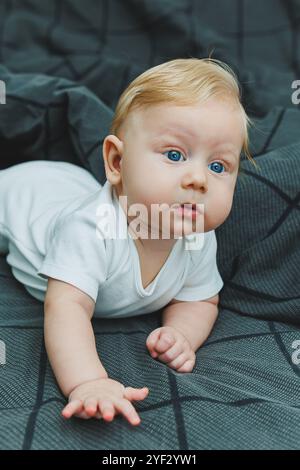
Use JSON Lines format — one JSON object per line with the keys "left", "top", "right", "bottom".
{"left": 0, "top": 58, "right": 256, "bottom": 426}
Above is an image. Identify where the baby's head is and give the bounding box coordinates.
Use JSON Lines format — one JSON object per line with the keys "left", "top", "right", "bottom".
{"left": 103, "top": 57, "right": 256, "bottom": 237}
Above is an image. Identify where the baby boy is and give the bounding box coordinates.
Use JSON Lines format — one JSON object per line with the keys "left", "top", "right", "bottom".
{"left": 0, "top": 57, "right": 256, "bottom": 426}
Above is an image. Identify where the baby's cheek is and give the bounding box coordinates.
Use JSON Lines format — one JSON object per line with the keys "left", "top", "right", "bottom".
{"left": 207, "top": 193, "right": 233, "bottom": 228}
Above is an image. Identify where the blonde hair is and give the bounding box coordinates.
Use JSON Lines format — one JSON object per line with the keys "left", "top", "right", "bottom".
{"left": 110, "top": 57, "right": 258, "bottom": 172}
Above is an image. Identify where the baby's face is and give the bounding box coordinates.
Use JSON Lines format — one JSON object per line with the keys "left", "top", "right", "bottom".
{"left": 105, "top": 97, "right": 245, "bottom": 238}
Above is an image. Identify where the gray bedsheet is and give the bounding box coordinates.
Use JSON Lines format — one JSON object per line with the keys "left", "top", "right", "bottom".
{"left": 0, "top": 0, "right": 300, "bottom": 450}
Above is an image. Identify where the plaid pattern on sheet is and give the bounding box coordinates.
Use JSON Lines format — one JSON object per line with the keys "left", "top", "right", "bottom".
{"left": 0, "top": 0, "right": 300, "bottom": 450}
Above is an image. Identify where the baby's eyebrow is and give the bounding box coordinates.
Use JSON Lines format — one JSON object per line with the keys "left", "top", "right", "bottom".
{"left": 211, "top": 143, "right": 240, "bottom": 160}
{"left": 153, "top": 128, "right": 240, "bottom": 159}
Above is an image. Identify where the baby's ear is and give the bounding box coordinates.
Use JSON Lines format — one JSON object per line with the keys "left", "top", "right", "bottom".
{"left": 103, "top": 134, "right": 123, "bottom": 159}
{"left": 103, "top": 135, "right": 124, "bottom": 183}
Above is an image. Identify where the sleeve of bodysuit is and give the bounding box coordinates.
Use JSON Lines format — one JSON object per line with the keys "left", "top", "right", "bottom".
{"left": 37, "top": 213, "right": 107, "bottom": 302}
{"left": 173, "top": 230, "right": 224, "bottom": 302}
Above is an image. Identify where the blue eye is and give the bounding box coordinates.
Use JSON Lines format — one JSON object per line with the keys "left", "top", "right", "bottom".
{"left": 209, "top": 162, "right": 226, "bottom": 174}
{"left": 163, "top": 151, "right": 227, "bottom": 173}
{"left": 163, "top": 150, "right": 185, "bottom": 162}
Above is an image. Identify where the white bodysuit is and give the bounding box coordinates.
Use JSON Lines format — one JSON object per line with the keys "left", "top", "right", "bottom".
{"left": 0, "top": 160, "right": 224, "bottom": 318}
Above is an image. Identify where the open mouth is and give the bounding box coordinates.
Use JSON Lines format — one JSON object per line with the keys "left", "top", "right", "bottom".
{"left": 177, "top": 203, "right": 201, "bottom": 219}
{"left": 180, "top": 202, "right": 203, "bottom": 213}
{"left": 181, "top": 203, "right": 197, "bottom": 210}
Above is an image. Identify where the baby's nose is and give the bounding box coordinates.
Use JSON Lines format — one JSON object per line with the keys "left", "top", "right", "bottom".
{"left": 182, "top": 163, "right": 208, "bottom": 192}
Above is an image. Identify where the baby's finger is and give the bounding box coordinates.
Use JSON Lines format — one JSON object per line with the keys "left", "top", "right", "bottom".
{"left": 166, "top": 351, "right": 188, "bottom": 370}
{"left": 99, "top": 400, "right": 115, "bottom": 422}
{"left": 146, "top": 328, "right": 162, "bottom": 355}
{"left": 74, "top": 410, "right": 93, "bottom": 420}
{"left": 75, "top": 409, "right": 103, "bottom": 420}
{"left": 84, "top": 398, "right": 98, "bottom": 417}
{"left": 157, "top": 340, "right": 184, "bottom": 363}
{"left": 114, "top": 398, "right": 142, "bottom": 426}
{"left": 62, "top": 399, "right": 83, "bottom": 419}
{"left": 155, "top": 331, "right": 176, "bottom": 354}
{"left": 124, "top": 386, "right": 149, "bottom": 402}
{"left": 176, "top": 359, "right": 196, "bottom": 373}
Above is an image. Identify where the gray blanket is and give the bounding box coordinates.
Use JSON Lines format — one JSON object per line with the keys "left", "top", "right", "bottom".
{"left": 0, "top": 0, "right": 300, "bottom": 450}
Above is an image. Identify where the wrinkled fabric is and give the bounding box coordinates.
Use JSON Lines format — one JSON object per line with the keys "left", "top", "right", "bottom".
{"left": 0, "top": 0, "right": 299, "bottom": 450}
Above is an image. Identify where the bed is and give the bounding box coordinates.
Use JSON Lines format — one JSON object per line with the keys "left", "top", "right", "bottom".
{"left": 0, "top": 0, "right": 299, "bottom": 450}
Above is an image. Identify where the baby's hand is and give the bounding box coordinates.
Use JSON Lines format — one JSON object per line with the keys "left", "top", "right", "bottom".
{"left": 61, "top": 378, "right": 149, "bottom": 426}
{"left": 146, "top": 326, "right": 196, "bottom": 373}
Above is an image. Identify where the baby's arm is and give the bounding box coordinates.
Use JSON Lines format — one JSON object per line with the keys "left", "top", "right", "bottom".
{"left": 163, "top": 295, "right": 219, "bottom": 350}
{"left": 44, "top": 278, "right": 148, "bottom": 424}
{"left": 146, "top": 295, "right": 219, "bottom": 372}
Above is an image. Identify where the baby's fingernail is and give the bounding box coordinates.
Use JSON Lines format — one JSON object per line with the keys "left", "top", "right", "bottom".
{"left": 104, "top": 414, "right": 114, "bottom": 421}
